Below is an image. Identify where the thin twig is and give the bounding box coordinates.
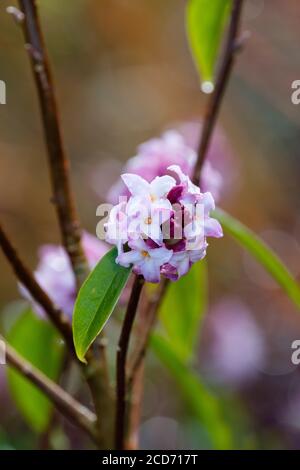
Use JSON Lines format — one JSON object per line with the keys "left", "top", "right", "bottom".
{"left": 0, "top": 221, "right": 112, "bottom": 447}
{"left": 84, "top": 346, "right": 113, "bottom": 449}
{"left": 125, "top": 279, "right": 168, "bottom": 449}
{"left": 14, "top": 1, "right": 111, "bottom": 445}
{"left": 115, "top": 275, "right": 144, "bottom": 450}
{"left": 17, "top": 0, "right": 88, "bottom": 288}
{"left": 128, "top": 0, "right": 245, "bottom": 376}
{"left": 126, "top": 0, "right": 245, "bottom": 447}
{"left": 192, "top": 0, "right": 244, "bottom": 185}
{"left": 127, "top": 278, "right": 169, "bottom": 388}
{"left": 3, "top": 337, "right": 98, "bottom": 442}
{"left": 125, "top": 361, "right": 145, "bottom": 450}
{"left": 0, "top": 222, "right": 73, "bottom": 350}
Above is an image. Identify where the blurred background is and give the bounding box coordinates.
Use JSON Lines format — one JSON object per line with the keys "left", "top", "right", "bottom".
{"left": 1, "top": 0, "right": 300, "bottom": 450}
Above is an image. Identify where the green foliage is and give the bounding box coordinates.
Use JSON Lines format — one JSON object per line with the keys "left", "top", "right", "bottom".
{"left": 186, "top": 0, "right": 231, "bottom": 87}
{"left": 73, "top": 247, "right": 131, "bottom": 362}
{"left": 215, "top": 208, "right": 300, "bottom": 309}
{"left": 155, "top": 260, "right": 232, "bottom": 448}
{"left": 7, "top": 311, "right": 64, "bottom": 433}
{"left": 151, "top": 334, "right": 233, "bottom": 449}
{"left": 159, "top": 261, "right": 207, "bottom": 362}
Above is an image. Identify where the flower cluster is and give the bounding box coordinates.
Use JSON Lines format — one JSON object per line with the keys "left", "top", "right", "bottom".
{"left": 107, "top": 130, "right": 223, "bottom": 204}
{"left": 105, "top": 165, "right": 223, "bottom": 283}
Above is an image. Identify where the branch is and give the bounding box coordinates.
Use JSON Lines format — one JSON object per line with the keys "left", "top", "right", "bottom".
{"left": 17, "top": 0, "right": 88, "bottom": 288}
{"left": 192, "top": 0, "right": 245, "bottom": 185}
{"left": 0, "top": 222, "right": 73, "bottom": 351}
{"left": 84, "top": 346, "right": 113, "bottom": 448}
{"left": 127, "top": 0, "right": 245, "bottom": 377}
{"left": 125, "top": 361, "right": 144, "bottom": 450}
{"left": 2, "top": 337, "right": 98, "bottom": 442}
{"left": 115, "top": 275, "right": 144, "bottom": 450}
{"left": 126, "top": 0, "right": 245, "bottom": 446}
{"left": 127, "top": 278, "right": 168, "bottom": 388}
{"left": 0, "top": 222, "right": 112, "bottom": 446}
{"left": 10, "top": 2, "right": 111, "bottom": 445}
{"left": 125, "top": 279, "right": 168, "bottom": 449}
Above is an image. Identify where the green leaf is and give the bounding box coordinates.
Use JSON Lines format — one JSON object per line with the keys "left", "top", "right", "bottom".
{"left": 186, "top": 0, "right": 231, "bottom": 87}
{"left": 151, "top": 334, "right": 233, "bottom": 449}
{"left": 73, "top": 247, "right": 131, "bottom": 362}
{"left": 7, "top": 311, "right": 65, "bottom": 433}
{"left": 215, "top": 208, "right": 300, "bottom": 309}
{"left": 159, "top": 261, "right": 207, "bottom": 362}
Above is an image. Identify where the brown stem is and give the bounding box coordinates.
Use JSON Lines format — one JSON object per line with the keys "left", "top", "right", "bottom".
{"left": 84, "top": 346, "right": 113, "bottom": 448}
{"left": 125, "top": 279, "right": 169, "bottom": 449}
{"left": 127, "top": 278, "right": 169, "bottom": 388}
{"left": 2, "top": 337, "right": 98, "bottom": 442}
{"left": 192, "top": 0, "right": 245, "bottom": 185}
{"left": 125, "top": 361, "right": 145, "bottom": 450}
{"left": 126, "top": 0, "right": 245, "bottom": 447}
{"left": 115, "top": 275, "right": 144, "bottom": 450}
{"left": 0, "top": 222, "right": 73, "bottom": 351}
{"left": 14, "top": 0, "right": 111, "bottom": 445}
{"left": 17, "top": 0, "right": 88, "bottom": 288}
{"left": 0, "top": 221, "right": 112, "bottom": 447}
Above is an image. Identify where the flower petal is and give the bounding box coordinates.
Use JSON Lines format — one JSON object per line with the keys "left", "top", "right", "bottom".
{"left": 189, "top": 246, "right": 207, "bottom": 264}
{"left": 150, "top": 175, "right": 176, "bottom": 199}
{"left": 150, "top": 247, "right": 173, "bottom": 264}
{"left": 128, "top": 238, "right": 148, "bottom": 252}
{"left": 204, "top": 217, "right": 223, "bottom": 238}
{"left": 202, "top": 191, "right": 215, "bottom": 214}
{"left": 117, "top": 249, "right": 142, "bottom": 268}
{"left": 139, "top": 258, "right": 161, "bottom": 283}
{"left": 121, "top": 173, "right": 150, "bottom": 197}
{"left": 169, "top": 252, "right": 190, "bottom": 278}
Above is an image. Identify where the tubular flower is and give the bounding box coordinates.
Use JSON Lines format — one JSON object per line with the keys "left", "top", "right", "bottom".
{"left": 105, "top": 167, "right": 223, "bottom": 283}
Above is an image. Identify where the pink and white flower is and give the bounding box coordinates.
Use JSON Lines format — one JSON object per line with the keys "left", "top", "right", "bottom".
{"left": 121, "top": 174, "right": 174, "bottom": 243}
{"left": 117, "top": 238, "right": 173, "bottom": 283}
{"left": 166, "top": 242, "right": 208, "bottom": 279}
{"left": 105, "top": 167, "right": 223, "bottom": 283}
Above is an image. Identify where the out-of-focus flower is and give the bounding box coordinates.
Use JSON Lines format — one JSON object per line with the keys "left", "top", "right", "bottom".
{"left": 105, "top": 167, "right": 222, "bottom": 283}
{"left": 20, "top": 232, "right": 109, "bottom": 318}
{"left": 202, "top": 298, "right": 266, "bottom": 386}
{"left": 108, "top": 129, "right": 224, "bottom": 204}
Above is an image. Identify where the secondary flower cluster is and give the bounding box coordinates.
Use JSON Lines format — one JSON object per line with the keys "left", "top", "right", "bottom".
{"left": 105, "top": 165, "right": 223, "bottom": 283}
{"left": 108, "top": 130, "right": 223, "bottom": 204}
{"left": 20, "top": 233, "right": 108, "bottom": 318}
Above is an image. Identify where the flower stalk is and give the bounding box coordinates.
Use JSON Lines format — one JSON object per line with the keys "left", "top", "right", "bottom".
{"left": 115, "top": 275, "right": 145, "bottom": 450}
{"left": 193, "top": 0, "right": 245, "bottom": 185}
{"left": 125, "top": 0, "right": 245, "bottom": 449}
{"left": 18, "top": 0, "right": 88, "bottom": 288}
